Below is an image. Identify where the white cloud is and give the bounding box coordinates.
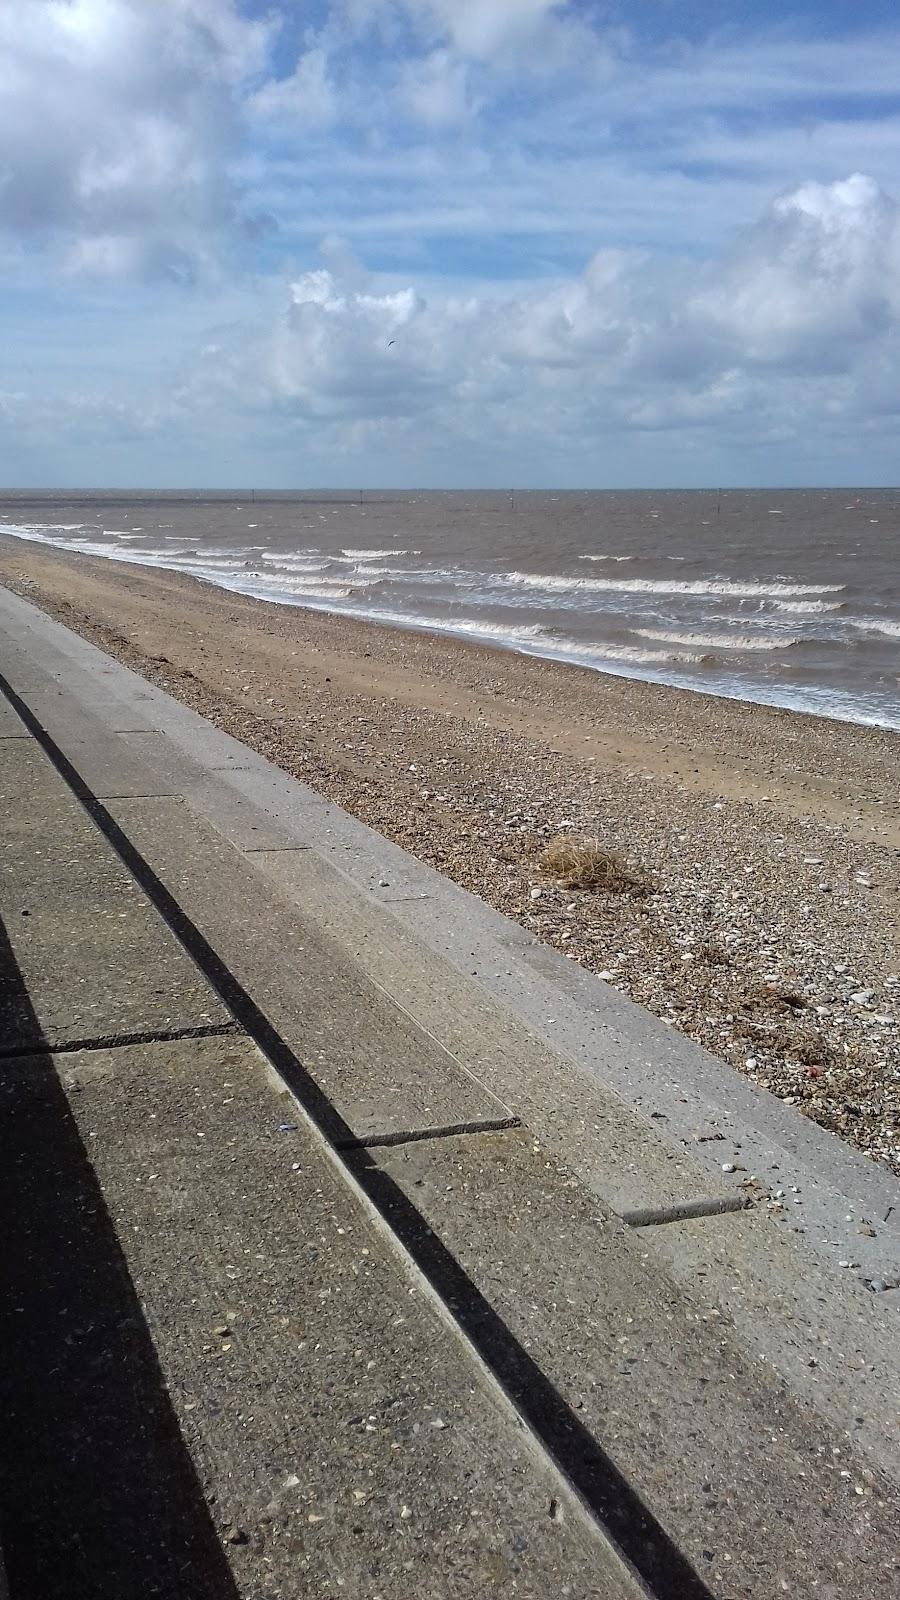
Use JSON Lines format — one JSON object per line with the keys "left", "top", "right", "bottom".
{"left": 398, "top": 49, "right": 477, "bottom": 127}
{"left": 180, "top": 175, "right": 900, "bottom": 466}
{"left": 246, "top": 47, "right": 337, "bottom": 129}
{"left": 699, "top": 174, "right": 900, "bottom": 368}
{"left": 0, "top": 0, "right": 272, "bottom": 274}
{"left": 405, "top": 0, "right": 567, "bottom": 60}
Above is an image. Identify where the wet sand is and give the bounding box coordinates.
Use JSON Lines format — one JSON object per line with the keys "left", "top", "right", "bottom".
{"left": 2, "top": 533, "right": 898, "bottom": 1173}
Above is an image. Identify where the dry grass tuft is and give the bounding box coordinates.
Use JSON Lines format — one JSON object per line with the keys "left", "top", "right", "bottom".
{"left": 538, "top": 835, "right": 646, "bottom": 894}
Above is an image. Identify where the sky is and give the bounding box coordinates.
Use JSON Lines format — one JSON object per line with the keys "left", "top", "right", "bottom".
{"left": 2, "top": 1, "right": 900, "bottom": 488}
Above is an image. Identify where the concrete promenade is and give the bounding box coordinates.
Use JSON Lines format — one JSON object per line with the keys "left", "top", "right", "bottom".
{"left": 0, "top": 584, "right": 898, "bottom": 1598}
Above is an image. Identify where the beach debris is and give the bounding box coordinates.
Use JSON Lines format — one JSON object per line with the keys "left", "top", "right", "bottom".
{"left": 538, "top": 835, "right": 647, "bottom": 895}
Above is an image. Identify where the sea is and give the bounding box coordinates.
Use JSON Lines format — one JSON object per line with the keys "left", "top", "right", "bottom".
{"left": 1, "top": 489, "right": 899, "bottom": 732}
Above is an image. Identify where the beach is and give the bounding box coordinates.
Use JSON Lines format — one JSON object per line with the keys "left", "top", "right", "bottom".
{"left": 2, "top": 531, "right": 898, "bottom": 1175}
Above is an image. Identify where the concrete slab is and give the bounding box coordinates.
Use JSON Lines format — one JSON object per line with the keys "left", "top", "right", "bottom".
{"left": 104, "top": 794, "right": 514, "bottom": 1143}
{"left": 0, "top": 1032, "right": 642, "bottom": 1599}
{"left": 182, "top": 775, "right": 307, "bottom": 851}
{"left": 0, "top": 743, "right": 230, "bottom": 1049}
{"left": 0, "top": 643, "right": 159, "bottom": 732}
{"left": 371, "top": 1125, "right": 900, "bottom": 1595}
{"left": 0, "top": 696, "right": 27, "bottom": 738}
{"left": 247, "top": 844, "right": 727, "bottom": 1213}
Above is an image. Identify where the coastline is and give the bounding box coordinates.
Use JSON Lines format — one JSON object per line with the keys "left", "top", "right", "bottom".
{"left": 2, "top": 532, "right": 898, "bottom": 1173}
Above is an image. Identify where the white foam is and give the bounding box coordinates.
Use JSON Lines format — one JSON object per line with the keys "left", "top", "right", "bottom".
{"left": 772, "top": 599, "right": 844, "bottom": 614}
{"left": 577, "top": 554, "right": 634, "bottom": 563}
{"left": 635, "top": 627, "right": 800, "bottom": 652}
{"left": 340, "top": 547, "right": 421, "bottom": 558}
{"left": 854, "top": 617, "right": 900, "bottom": 639}
{"left": 504, "top": 572, "right": 843, "bottom": 599}
{"left": 542, "top": 641, "right": 709, "bottom": 666}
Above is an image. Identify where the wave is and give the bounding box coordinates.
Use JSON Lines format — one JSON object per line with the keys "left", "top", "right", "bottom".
{"left": 340, "top": 547, "right": 421, "bottom": 558}
{"left": 541, "top": 640, "right": 710, "bottom": 667}
{"left": 635, "top": 627, "right": 801, "bottom": 652}
{"left": 854, "top": 617, "right": 900, "bottom": 639}
{"left": 504, "top": 571, "right": 843, "bottom": 599}
{"left": 266, "top": 583, "right": 354, "bottom": 600}
{"left": 412, "top": 617, "right": 548, "bottom": 642}
{"left": 577, "top": 554, "right": 634, "bottom": 563}
{"left": 772, "top": 599, "right": 845, "bottom": 614}
{"left": 0, "top": 519, "right": 89, "bottom": 533}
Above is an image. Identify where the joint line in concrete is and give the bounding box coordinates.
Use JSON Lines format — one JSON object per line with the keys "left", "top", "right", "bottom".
{"left": 96, "top": 791, "right": 175, "bottom": 801}
{"left": 243, "top": 844, "right": 312, "bottom": 854}
{"left": 337, "top": 1116, "right": 522, "bottom": 1151}
{"left": 0, "top": 1021, "right": 243, "bottom": 1062}
{"left": 621, "top": 1194, "right": 751, "bottom": 1228}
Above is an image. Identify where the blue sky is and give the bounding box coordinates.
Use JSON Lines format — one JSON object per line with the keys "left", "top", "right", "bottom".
{"left": 2, "top": 1, "right": 900, "bottom": 488}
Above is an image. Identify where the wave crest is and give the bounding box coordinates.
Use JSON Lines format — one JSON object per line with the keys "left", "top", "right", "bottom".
{"left": 635, "top": 627, "right": 801, "bottom": 652}
{"left": 505, "top": 571, "right": 843, "bottom": 599}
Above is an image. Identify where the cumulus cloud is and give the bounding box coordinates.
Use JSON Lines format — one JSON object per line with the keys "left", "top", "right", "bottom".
{"left": 187, "top": 175, "right": 900, "bottom": 460}
{"left": 700, "top": 175, "right": 900, "bottom": 369}
{"left": 0, "top": 0, "right": 272, "bottom": 274}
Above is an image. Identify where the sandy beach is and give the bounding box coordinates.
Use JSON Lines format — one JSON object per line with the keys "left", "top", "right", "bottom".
{"left": 2, "top": 532, "right": 899, "bottom": 1175}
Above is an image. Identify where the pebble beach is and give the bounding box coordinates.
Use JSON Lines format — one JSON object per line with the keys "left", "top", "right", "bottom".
{"left": 3, "top": 532, "right": 899, "bottom": 1176}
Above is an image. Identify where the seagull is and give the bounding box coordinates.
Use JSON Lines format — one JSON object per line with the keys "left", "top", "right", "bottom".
{"left": 387, "top": 339, "right": 395, "bottom": 347}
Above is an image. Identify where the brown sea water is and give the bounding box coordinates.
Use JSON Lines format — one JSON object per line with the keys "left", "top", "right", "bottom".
{"left": 2, "top": 488, "right": 898, "bottom": 730}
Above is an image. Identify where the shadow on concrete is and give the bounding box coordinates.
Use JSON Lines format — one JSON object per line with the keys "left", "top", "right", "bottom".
{"left": 2, "top": 667, "right": 715, "bottom": 1600}
{"left": 0, "top": 914, "right": 241, "bottom": 1600}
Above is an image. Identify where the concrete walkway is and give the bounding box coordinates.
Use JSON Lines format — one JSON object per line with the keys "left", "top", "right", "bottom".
{"left": 1, "top": 584, "right": 899, "bottom": 1598}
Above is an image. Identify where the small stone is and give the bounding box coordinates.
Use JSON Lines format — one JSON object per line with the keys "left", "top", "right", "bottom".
{"left": 530, "top": 887, "right": 542, "bottom": 901}
{"left": 400, "top": 1505, "right": 413, "bottom": 1520}
{"left": 721, "top": 1162, "right": 736, "bottom": 1174}
{"left": 213, "top": 1324, "right": 231, "bottom": 1338}
{"left": 222, "top": 1523, "right": 248, "bottom": 1545}
{"left": 430, "top": 1417, "right": 448, "bottom": 1430}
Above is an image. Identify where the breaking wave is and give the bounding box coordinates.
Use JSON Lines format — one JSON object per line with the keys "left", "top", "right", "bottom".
{"left": 854, "top": 617, "right": 900, "bottom": 639}
{"left": 340, "top": 547, "right": 421, "bottom": 558}
{"left": 504, "top": 572, "right": 843, "bottom": 599}
{"left": 771, "top": 599, "right": 845, "bottom": 614}
{"left": 635, "top": 628, "right": 801, "bottom": 652}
